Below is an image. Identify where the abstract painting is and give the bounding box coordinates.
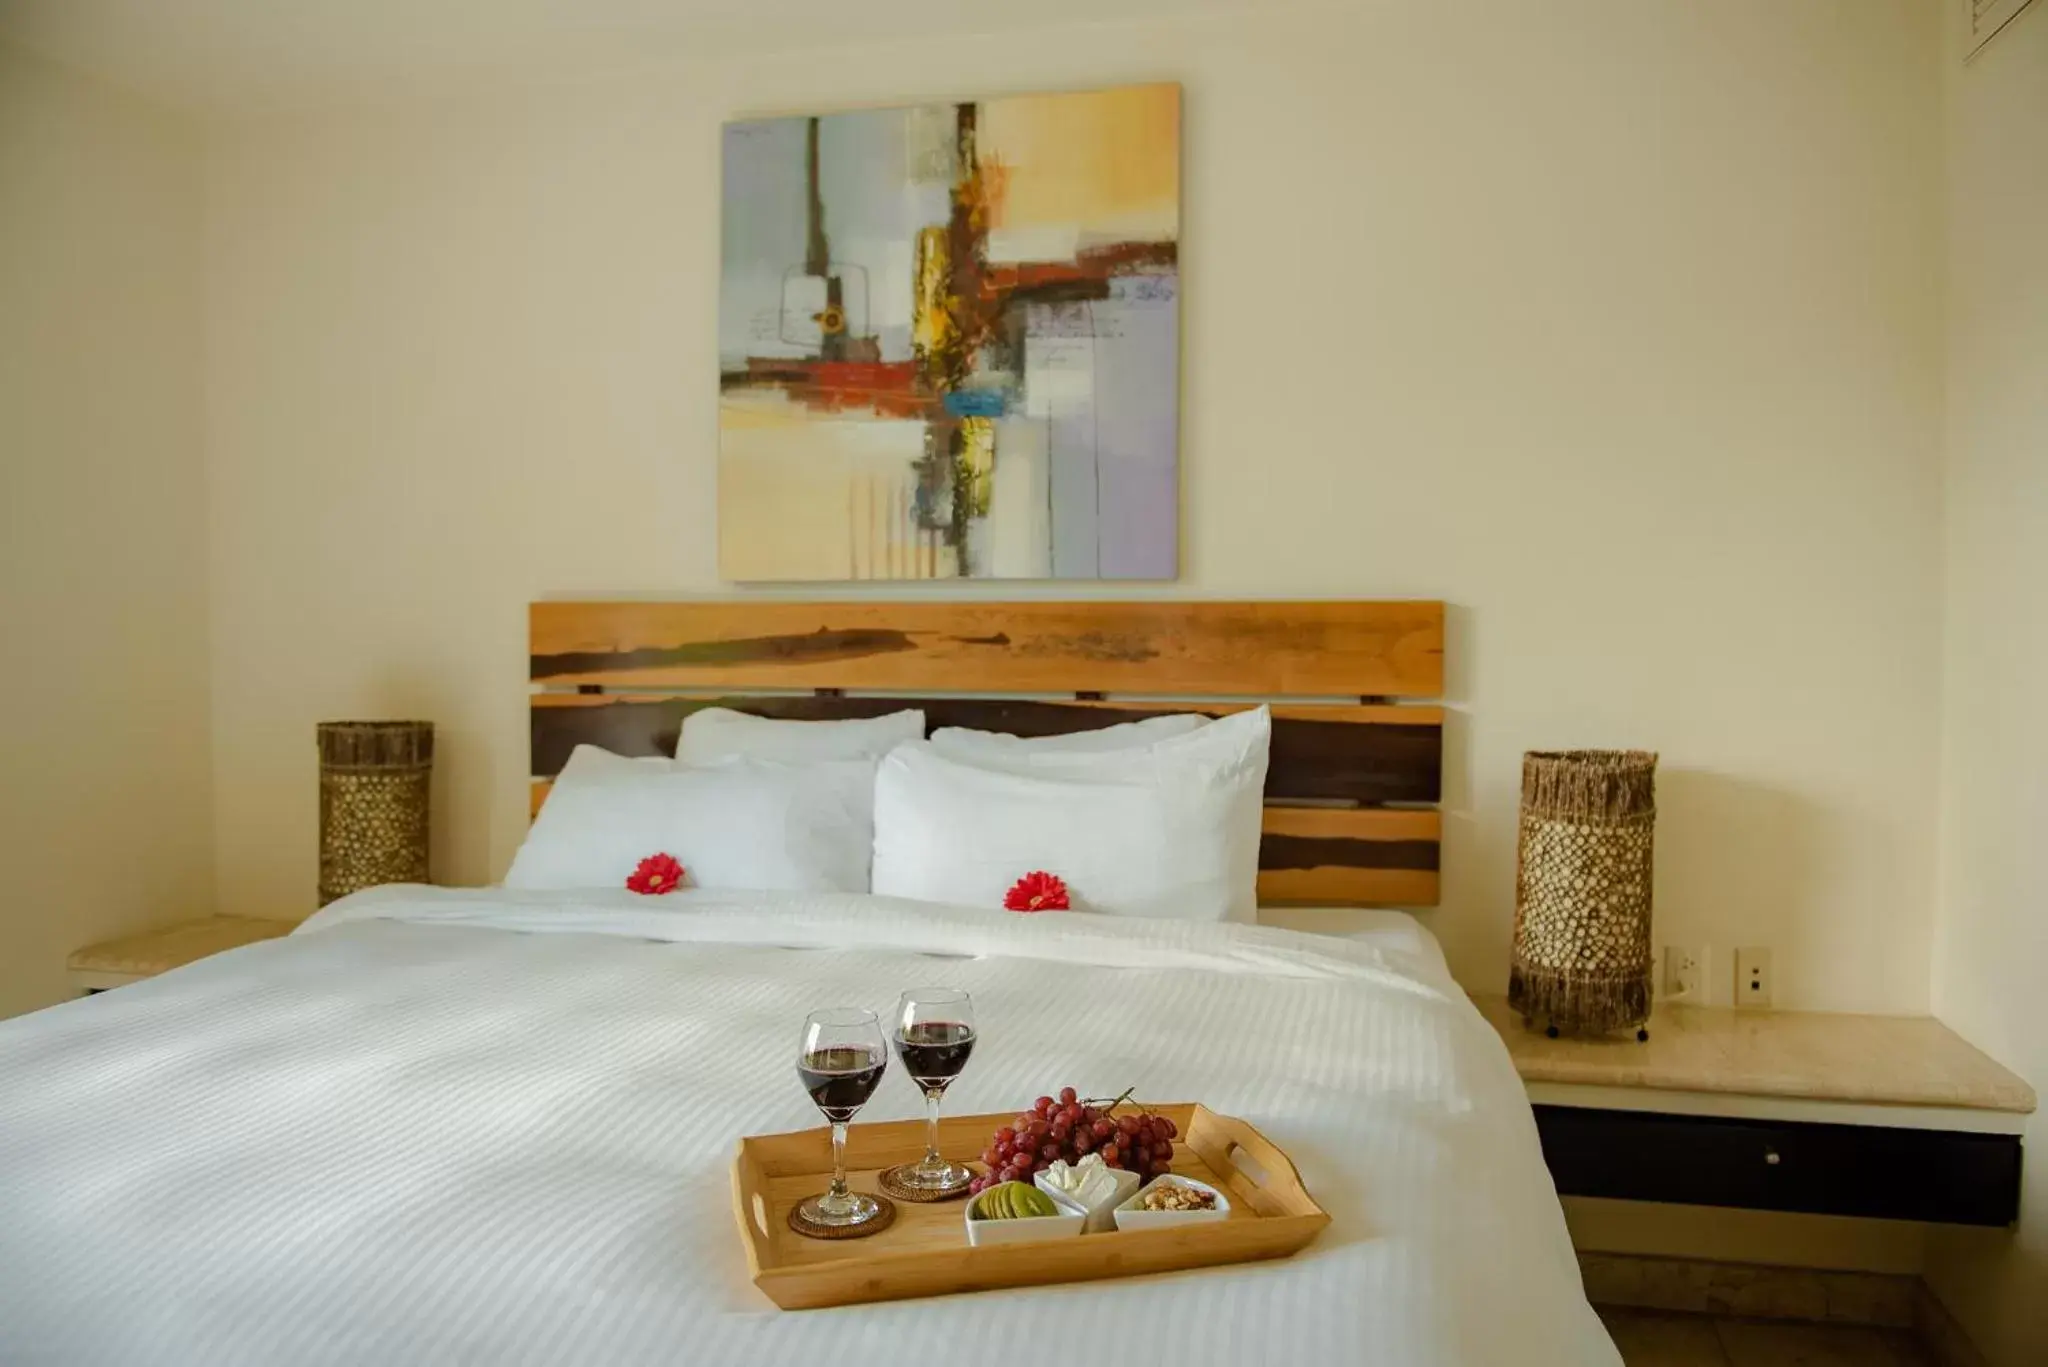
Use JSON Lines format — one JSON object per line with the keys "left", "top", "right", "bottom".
{"left": 719, "top": 84, "right": 1180, "bottom": 581}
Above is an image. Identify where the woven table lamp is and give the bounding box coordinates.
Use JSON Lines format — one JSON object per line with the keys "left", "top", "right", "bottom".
{"left": 318, "top": 721, "right": 433, "bottom": 906}
{"left": 1509, "top": 750, "right": 1657, "bottom": 1040}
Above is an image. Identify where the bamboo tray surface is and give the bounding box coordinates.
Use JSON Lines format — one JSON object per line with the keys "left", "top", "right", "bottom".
{"left": 732, "top": 1103, "right": 1329, "bottom": 1309}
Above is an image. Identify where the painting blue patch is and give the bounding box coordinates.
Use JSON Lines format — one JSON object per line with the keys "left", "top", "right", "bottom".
{"left": 942, "top": 390, "right": 1008, "bottom": 418}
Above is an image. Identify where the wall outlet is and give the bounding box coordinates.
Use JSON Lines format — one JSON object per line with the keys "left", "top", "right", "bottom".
{"left": 1662, "top": 945, "right": 1707, "bottom": 1003}
{"left": 1735, "top": 946, "right": 1774, "bottom": 1009}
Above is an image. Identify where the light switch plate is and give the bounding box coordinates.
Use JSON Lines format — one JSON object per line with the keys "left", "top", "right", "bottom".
{"left": 1735, "top": 946, "right": 1774, "bottom": 1009}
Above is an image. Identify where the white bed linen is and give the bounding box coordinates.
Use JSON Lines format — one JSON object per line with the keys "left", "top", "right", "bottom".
{"left": 1316, "top": 908, "right": 1452, "bottom": 978}
{"left": 0, "top": 887, "right": 1615, "bottom": 1367}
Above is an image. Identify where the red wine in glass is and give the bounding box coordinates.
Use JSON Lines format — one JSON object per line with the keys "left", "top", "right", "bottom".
{"left": 895, "top": 1021, "right": 975, "bottom": 1089}
{"left": 797, "top": 1046, "right": 886, "bottom": 1123}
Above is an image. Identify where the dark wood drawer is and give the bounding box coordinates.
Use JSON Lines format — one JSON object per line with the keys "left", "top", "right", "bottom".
{"left": 1531, "top": 1105, "right": 2023, "bottom": 1227}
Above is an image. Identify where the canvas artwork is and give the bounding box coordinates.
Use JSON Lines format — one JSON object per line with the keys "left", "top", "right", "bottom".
{"left": 719, "top": 84, "right": 1180, "bottom": 581}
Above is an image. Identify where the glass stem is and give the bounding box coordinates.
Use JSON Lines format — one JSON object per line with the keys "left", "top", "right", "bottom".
{"left": 923, "top": 1089, "right": 943, "bottom": 1166}
{"left": 829, "top": 1121, "right": 849, "bottom": 1200}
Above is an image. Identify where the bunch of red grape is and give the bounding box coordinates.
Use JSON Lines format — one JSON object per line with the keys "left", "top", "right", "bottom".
{"left": 967, "top": 1086, "right": 1179, "bottom": 1196}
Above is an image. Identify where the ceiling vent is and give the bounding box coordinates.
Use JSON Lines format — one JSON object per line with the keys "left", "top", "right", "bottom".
{"left": 1968, "top": 0, "right": 2039, "bottom": 59}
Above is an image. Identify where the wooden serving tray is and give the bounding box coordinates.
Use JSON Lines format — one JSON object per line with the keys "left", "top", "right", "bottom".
{"left": 731, "top": 1103, "right": 1329, "bottom": 1309}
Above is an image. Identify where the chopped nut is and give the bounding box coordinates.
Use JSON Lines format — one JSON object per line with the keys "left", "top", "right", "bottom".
{"left": 1139, "top": 1182, "right": 1216, "bottom": 1212}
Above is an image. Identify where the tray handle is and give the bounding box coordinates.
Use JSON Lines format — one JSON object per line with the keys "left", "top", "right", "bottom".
{"left": 1193, "top": 1109, "right": 1310, "bottom": 1218}
{"left": 729, "top": 1144, "right": 776, "bottom": 1279}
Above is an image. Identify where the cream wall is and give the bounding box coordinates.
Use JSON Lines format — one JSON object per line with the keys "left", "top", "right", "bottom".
{"left": 1926, "top": 5, "right": 2048, "bottom": 1363}
{"left": 202, "top": 0, "right": 1946, "bottom": 1013}
{"left": 0, "top": 44, "right": 212, "bottom": 1016}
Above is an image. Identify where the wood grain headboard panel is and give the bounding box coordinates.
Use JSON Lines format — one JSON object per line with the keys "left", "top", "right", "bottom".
{"left": 529, "top": 600, "right": 1445, "bottom": 908}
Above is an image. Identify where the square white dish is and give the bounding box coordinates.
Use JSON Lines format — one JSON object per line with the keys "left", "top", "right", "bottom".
{"left": 1035, "top": 1166, "right": 1141, "bottom": 1234}
{"left": 1110, "top": 1175, "right": 1232, "bottom": 1233}
{"left": 963, "top": 1186, "right": 1085, "bottom": 1247}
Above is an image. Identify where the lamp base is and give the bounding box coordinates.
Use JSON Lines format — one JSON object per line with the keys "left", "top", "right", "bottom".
{"left": 1510, "top": 962, "right": 1651, "bottom": 1039}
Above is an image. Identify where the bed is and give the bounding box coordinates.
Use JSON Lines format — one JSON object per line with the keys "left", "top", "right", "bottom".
{"left": 0, "top": 600, "right": 1620, "bottom": 1366}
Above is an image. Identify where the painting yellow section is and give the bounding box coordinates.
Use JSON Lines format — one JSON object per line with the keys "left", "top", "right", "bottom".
{"left": 911, "top": 226, "right": 953, "bottom": 364}
{"left": 959, "top": 415, "right": 994, "bottom": 517}
{"left": 718, "top": 405, "right": 950, "bottom": 581}
{"left": 978, "top": 84, "right": 1179, "bottom": 248}
{"left": 717, "top": 389, "right": 815, "bottom": 429}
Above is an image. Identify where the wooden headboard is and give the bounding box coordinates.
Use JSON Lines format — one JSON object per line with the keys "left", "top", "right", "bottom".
{"left": 530, "top": 600, "right": 1445, "bottom": 908}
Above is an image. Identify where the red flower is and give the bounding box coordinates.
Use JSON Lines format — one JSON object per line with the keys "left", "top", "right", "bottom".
{"left": 1004, "top": 871, "right": 1070, "bottom": 913}
{"left": 627, "top": 853, "right": 686, "bottom": 895}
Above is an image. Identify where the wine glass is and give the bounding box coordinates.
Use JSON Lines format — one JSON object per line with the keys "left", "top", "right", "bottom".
{"left": 892, "top": 987, "right": 976, "bottom": 1191}
{"left": 794, "top": 1007, "right": 889, "bottom": 1228}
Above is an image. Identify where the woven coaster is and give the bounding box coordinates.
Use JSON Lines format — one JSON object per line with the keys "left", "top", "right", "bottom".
{"left": 878, "top": 1162, "right": 977, "bottom": 1203}
{"left": 786, "top": 1193, "right": 896, "bottom": 1241}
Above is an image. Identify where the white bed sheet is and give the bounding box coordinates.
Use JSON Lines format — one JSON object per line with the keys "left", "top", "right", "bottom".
{"left": 0, "top": 888, "right": 1614, "bottom": 1367}
{"left": 1310, "top": 908, "right": 1450, "bottom": 978}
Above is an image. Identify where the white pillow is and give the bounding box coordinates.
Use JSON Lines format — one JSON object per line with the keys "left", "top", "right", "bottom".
{"left": 507, "top": 745, "right": 874, "bottom": 893}
{"left": 675, "top": 706, "right": 925, "bottom": 764}
{"left": 928, "top": 712, "right": 1206, "bottom": 757}
{"left": 872, "top": 708, "right": 1271, "bottom": 923}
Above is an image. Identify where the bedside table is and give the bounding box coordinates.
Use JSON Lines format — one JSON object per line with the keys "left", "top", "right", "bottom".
{"left": 1473, "top": 994, "right": 2034, "bottom": 1227}
{"left": 68, "top": 916, "right": 295, "bottom": 992}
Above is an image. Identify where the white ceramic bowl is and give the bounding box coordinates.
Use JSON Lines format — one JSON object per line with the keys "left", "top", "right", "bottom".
{"left": 964, "top": 1183, "right": 1086, "bottom": 1247}
{"left": 1035, "top": 1166, "right": 1141, "bottom": 1235}
{"left": 1110, "top": 1175, "right": 1232, "bottom": 1233}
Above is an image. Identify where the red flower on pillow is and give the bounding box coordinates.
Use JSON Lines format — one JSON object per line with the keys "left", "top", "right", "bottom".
{"left": 1004, "top": 871, "right": 1070, "bottom": 913}
{"left": 627, "top": 853, "right": 686, "bottom": 895}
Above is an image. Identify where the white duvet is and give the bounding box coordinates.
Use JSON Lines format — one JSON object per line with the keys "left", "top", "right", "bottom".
{"left": 0, "top": 888, "right": 1618, "bottom": 1367}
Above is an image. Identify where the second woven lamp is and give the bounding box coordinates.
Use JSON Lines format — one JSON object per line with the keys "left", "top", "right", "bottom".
{"left": 317, "top": 720, "right": 434, "bottom": 907}
{"left": 1509, "top": 750, "right": 1658, "bottom": 1039}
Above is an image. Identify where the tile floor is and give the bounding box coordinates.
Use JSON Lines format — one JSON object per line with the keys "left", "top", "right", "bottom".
{"left": 1599, "top": 1307, "right": 1935, "bottom": 1366}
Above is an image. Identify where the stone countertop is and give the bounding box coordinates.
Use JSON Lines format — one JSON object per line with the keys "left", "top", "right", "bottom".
{"left": 69, "top": 915, "right": 294, "bottom": 983}
{"left": 1473, "top": 994, "right": 2036, "bottom": 1114}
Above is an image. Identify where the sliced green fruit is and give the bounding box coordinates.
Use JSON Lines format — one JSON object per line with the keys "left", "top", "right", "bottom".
{"left": 975, "top": 1181, "right": 1060, "bottom": 1220}
{"left": 1014, "top": 1186, "right": 1058, "bottom": 1218}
